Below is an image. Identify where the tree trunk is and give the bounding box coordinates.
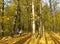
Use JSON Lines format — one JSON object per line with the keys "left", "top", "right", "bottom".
{"left": 49, "top": 0, "right": 54, "bottom": 31}
{"left": 17, "top": 0, "right": 21, "bottom": 31}
{"left": 32, "top": 0, "right": 35, "bottom": 39}
{"left": 1, "top": 0, "right": 4, "bottom": 37}
{"left": 39, "top": 0, "right": 43, "bottom": 37}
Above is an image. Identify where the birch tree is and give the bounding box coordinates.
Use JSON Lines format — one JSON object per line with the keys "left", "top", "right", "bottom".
{"left": 32, "top": 0, "right": 35, "bottom": 38}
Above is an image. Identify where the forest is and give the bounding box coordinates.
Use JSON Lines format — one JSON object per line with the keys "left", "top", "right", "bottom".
{"left": 0, "top": 0, "right": 60, "bottom": 44}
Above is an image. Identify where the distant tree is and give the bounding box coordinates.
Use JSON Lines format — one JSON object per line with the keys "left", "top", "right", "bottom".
{"left": 1, "top": 0, "right": 4, "bottom": 37}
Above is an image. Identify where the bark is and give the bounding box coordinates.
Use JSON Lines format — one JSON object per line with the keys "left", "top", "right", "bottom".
{"left": 32, "top": 0, "right": 35, "bottom": 39}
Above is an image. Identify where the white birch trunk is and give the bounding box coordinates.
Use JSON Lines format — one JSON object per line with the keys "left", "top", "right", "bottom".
{"left": 32, "top": 0, "right": 35, "bottom": 38}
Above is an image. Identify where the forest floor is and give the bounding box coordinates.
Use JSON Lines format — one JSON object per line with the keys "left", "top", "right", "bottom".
{"left": 0, "top": 32, "right": 60, "bottom": 44}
